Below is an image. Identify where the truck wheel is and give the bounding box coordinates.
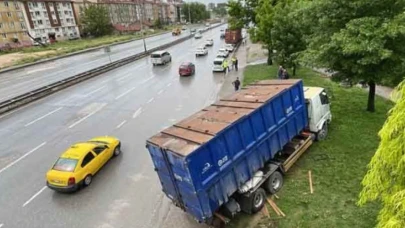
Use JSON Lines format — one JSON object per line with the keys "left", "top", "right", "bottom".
{"left": 250, "top": 188, "right": 266, "bottom": 213}
{"left": 316, "top": 123, "right": 328, "bottom": 141}
{"left": 264, "top": 171, "right": 283, "bottom": 194}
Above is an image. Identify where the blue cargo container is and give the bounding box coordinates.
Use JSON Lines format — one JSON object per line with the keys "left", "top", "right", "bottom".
{"left": 146, "top": 79, "right": 308, "bottom": 223}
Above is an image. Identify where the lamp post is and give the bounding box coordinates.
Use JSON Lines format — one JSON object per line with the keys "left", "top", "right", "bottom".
{"left": 140, "top": 1, "right": 147, "bottom": 52}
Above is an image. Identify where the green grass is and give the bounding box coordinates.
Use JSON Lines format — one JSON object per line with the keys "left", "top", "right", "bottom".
{"left": 0, "top": 26, "right": 176, "bottom": 68}
{"left": 231, "top": 64, "right": 393, "bottom": 228}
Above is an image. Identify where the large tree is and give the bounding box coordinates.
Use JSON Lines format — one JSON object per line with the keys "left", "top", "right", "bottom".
{"left": 358, "top": 80, "right": 405, "bottom": 228}
{"left": 81, "top": 5, "right": 112, "bottom": 37}
{"left": 181, "top": 2, "right": 210, "bottom": 24}
{"left": 301, "top": 0, "right": 405, "bottom": 112}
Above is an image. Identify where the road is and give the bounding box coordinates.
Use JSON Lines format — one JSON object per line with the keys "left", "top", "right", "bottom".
{"left": 0, "top": 24, "right": 216, "bottom": 103}
{"left": 0, "top": 25, "right": 230, "bottom": 228}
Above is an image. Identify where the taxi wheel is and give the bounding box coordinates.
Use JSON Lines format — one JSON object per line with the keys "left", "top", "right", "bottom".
{"left": 113, "top": 145, "right": 121, "bottom": 157}
{"left": 83, "top": 174, "right": 93, "bottom": 187}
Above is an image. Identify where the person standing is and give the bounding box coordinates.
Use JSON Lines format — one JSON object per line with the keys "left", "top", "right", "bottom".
{"left": 231, "top": 56, "right": 236, "bottom": 70}
{"left": 282, "top": 69, "right": 290, "bottom": 79}
{"left": 277, "top": 65, "right": 284, "bottom": 79}
{"left": 232, "top": 77, "right": 241, "bottom": 91}
{"left": 222, "top": 60, "right": 228, "bottom": 74}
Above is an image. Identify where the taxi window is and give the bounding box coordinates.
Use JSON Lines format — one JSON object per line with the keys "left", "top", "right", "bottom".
{"left": 93, "top": 146, "right": 106, "bottom": 155}
{"left": 53, "top": 158, "right": 78, "bottom": 172}
{"left": 81, "top": 152, "right": 95, "bottom": 167}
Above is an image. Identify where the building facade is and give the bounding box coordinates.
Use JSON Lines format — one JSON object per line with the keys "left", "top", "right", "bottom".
{"left": 0, "top": 0, "right": 31, "bottom": 49}
{"left": 23, "top": 0, "right": 80, "bottom": 42}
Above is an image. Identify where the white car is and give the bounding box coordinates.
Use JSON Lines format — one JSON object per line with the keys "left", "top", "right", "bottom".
{"left": 225, "top": 44, "right": 235, "bottom": 52}
{"left": 196, "top": 46, "right": 208, "bottom": 56}
{"left": 205, "top": 39, "right": 214, "bottom": 46}
{"left": 218, "top": 48, "right": 229, "bottom": 57}
{"left": 151, "top": 51, "right": 172, "bottom": 66}
{"left": 194, "top": 32, "right": 203, "bottom": 39}
{"left": 213, "top": 58, "right": 226, "bottom": 72}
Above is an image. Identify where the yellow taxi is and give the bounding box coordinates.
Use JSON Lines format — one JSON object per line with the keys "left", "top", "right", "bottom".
{"left": 46, "top": 136, "right": 121, "bottom": 192}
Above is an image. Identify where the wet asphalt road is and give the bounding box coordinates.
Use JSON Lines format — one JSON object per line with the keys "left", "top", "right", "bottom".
{"left": 0, "top": 25, "right": 229, "bottom": 228}
{"left": 0, "top": 24, "right": 215, "bottom": 103}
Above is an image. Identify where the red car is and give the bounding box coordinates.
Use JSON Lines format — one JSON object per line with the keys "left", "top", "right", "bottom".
{"left": 179, "top": 62, "right": 195, "bottom": 76}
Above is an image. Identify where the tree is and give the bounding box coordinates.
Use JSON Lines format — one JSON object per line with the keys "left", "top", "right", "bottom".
{"left": 212, "top": 6, "right": 227, "bottom": 17}
{"left": 301, "top": 0, "right": 405, "bottom": 112}
{"left": 254, "top": 0, "right": 276, "bottom": 65}
{"left": 358, "top": 80, "right": 405, "bottom": 228}
{"left": 81, "top": 5, "right": 112, "bottom": 37}
{"left": 181, "top": 2, "right": 210, "bottom": 24}
{"left": 269, "top": 1, "right": 307, "bottom": 74}
{"left": 153, "top": 18, "right": 163, "bottom": 29}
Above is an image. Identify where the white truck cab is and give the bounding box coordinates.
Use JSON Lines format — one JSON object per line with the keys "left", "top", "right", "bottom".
{"left": 304, "top": 87, "right": 332, "bottom": 140}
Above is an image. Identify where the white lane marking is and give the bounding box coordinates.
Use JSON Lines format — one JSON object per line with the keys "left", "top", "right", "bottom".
{"left": 22, "top": 186, "right": 47, "bottom": 207}
{"left": 84, "top": 86, "right": 106, "bottom": 97}
{"left": 141, "top": 76, "right": 154, "bottom": 84}
{"left": 157, "top": 90, "right": 164, "bottom": 95}
{"left": 132, "top": 107, "right": 143, "bottom": 118}
{"left": 147, "top": 98, "right": 155, "bottom": 104}
{"left": 24, "top": 107, "right": 63, "bottom": 127}
{"left": 68, "top": 104, "right": 106, "bottom": 129}
{"left": 100, "top": 79, "right": 109, "bottom": 84}
{"left": 117, "top": 74, "right": 132, "bottom": 82}
{"left": 0, "top": 223, "right": 3, "bottom": 228}
{"left": 115, "top": 86, "right": 137, "bottom": 100}
{"left": 26, "top": 66, "right": 56, "bottom": 74}
{"left": 116, "top": 120, "right": 127, "bottom": 129}
{"left": 166, "top": 83, "right": 172, "bottom": 87}
{"left": 0, "top": 142, "right": 46, "bottom": 175}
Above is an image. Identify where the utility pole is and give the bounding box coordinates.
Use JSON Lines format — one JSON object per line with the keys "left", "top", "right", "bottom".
{"left": 140, "top": 0, "right": 147, "bottom": 52}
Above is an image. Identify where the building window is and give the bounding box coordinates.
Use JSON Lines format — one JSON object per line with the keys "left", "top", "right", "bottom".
{"left": 53, "top": 19, "right": 58, "bottom": 24}
{"left": 64, "top": 11, "right": 68, "bottom": 15}
{"left": 2, "top": 34, "right": 7, "bottom": 39}
{"left": 51, "top": 11, "right": 55, "bottom": 15}
{"left": 62, "top": 27, "right": 65, "bottom": 32}
{"left": 55, "top": 28, "right": 59, "bottom": 32}
{"left": 14, "top": 33, "right": 18, "bottom": 39}
{"left": 69, "top": 11, "right": 72, "bottom": 16}
{"left": 9, "top": 22, "right": 15, "bottom": 28}
{"left": 44, "top": 12, "right": 48, "bottom": 17}
{"left": 67, "top": 4, "right": 71, "bottom": 9}
{"left": 46, "top": 20, "right": 50, "bottom": 25}
{"left": 4, "top": 2, "right": 9, "bottom": 7}
{"left": 35, "top": 11, "right": 40, "bottom": 16}
{"left": 33, "top": 21, "right": 37, "bottom": 26}
{"left": 38, "top": 20, "right": 43, "bottom": 25}
{"left": 14, "top": 2, "right": 19, "bottom": 9}
{"left": 18, "top": 12, "right": 23, "bottom": 20}
{"left": 66, "top": 18, "right": 70, "bottom": 23}
{"left": 40, "top": 29, "right": 45, "bottom": 33}
{"left": 57, "top": 4, "right": 60, "bottom": 9}
{"left": 21, "top": 22, "right": 26, "bottom": 29}
{"left": 33, "top": 2, "right": 38, "bottom": 7}
{"left": 7, "top": 12, "right": 12, "bottom": 18}
{"left": 41, "top": 3, "right": 45, "bottom": 9}
{"left": 28, "top": 2, "right": 32, "bottom": 9}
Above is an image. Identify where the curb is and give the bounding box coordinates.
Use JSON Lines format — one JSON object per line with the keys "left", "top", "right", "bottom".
{"left": 0, "top": 24, "right": 205, "bottom": 74}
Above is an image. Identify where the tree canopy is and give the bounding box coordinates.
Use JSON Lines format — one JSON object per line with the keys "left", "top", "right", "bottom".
{"left": 358, "top": 80, "right": 405, "bottom": 228}
{"left": 81, "top": 5, "right": 112, "bottom": 37}
{"left": 212, "top": 5, "right": 227, "bottom": 17}
{"left": 181, "top": 2, "right": 210, "bottom": 24}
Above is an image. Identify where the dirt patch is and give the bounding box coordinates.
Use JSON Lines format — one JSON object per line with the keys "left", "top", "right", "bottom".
{"left": 0, "top": 50, "right": 58, "bottom": 69}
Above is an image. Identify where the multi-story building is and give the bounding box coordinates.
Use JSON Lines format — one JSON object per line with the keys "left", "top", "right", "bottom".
{"left": 0, "top": 0, "right": 31, "bottom": 49}
{"left": 207, "top": 2, "right": 215, "bottom": 10}
{"left": 23, "top": 0, "right": 80, "bottom": 42}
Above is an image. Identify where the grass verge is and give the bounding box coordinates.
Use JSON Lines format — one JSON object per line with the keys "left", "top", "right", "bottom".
{"left": 229, "top": 64, "right": 393, "bottom": 228}
{"left": 0, "top": 26, "right": 176, "bottom": 69}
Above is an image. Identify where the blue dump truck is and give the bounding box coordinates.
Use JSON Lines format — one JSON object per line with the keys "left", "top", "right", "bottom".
{"left": 146, "top": 79, "right": 332, "bottom": 226}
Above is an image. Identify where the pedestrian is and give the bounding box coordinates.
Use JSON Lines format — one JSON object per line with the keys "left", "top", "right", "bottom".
{"left": 242, "top": 38, "right": 246, "bottom": 46}
{"left": 277, "top": 65, "right": 284, "bottom": 79}
{"left": 282, "top": 69, "right": 290, "bottom": 79}
{"left": 222, "top": 60, "right": 228, "bottom": 74}
{"left": 234, "top": 57, "right": 238, "bottom": 71}
{"left": 232, "top": 77, "right": 241, "bottom": 91}
{"left": 231, "top": 56, "right": 236, "bottom": 70}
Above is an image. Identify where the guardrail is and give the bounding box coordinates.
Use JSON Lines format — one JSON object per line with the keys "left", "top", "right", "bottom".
{"left": 0, "top": 23, "right": 225, "bottom": 116}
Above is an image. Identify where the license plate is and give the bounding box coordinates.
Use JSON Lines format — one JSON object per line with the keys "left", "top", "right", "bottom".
{"left": 52, "top": 179, "right": 62, "bottom": 183}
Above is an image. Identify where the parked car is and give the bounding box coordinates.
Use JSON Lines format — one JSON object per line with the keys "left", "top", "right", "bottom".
{"left": 182, "top": 26, "right": 187, "bottom": 30}
{"left": 225, "top": 44, "right": 235, "bottom": 52}
{"left": 46, "top": 136, "right": 121, "bottom": 192}
{"left": 179, "top": 62, "right": 195, "bottom": 76}
{"left": 218, "top": 48, "right": 229, "bottom": 57}
{"left": 212, "top": 57, "right": 226, "bottom": 72}
{"left": 196, "top": 46, "right": 208, "bottom": 56}
{"left": 194, "top": 32, "right": 203, "bottom": 39}
{"left": 151, "top": 51, "right": 172, "bottom": 66}
{"left": 190, "top": 28, "right": 196, "bottom": 34}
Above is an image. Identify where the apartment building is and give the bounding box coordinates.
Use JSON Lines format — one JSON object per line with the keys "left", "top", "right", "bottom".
{"left": 0, "top": 0, "right": 31, "bottom": 49}
{"left": 23, "top": 0, "right": 80, "bottom": 42}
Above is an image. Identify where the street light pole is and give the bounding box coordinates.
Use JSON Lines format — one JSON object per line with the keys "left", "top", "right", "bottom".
{"left": 140, "top": 1, "right": 147, "bottom": 52}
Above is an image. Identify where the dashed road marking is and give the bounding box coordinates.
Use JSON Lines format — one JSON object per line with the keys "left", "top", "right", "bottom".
{"left": 157, "top": 90, "right": 164, "bottom": 95}
{"left": 115, "top": 87, "right": 137, "bottom": 100}
{"left": 25, "top": 107, "right": 63, "bottom": 127}
{"left": 84, "top": 86, "right": 106, "bottom": 97}
{"left": 116, "top": 120, "right": 127, "bottom": 129}
{"left": 22, "top": 186, "right": 47, "bottom": 207}
{"left": 133, "top": 107, "right": 143, "bottom": 119}
{"left": 68, "top": 104, "right": 106, "bottom": 129}
{"left": 147, "top": 98, "right": 155, "bottom": 104}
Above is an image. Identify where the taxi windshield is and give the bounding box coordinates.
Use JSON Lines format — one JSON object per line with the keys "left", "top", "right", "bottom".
{"left": 53, "top": 158, "right": 78, "bottom": 172}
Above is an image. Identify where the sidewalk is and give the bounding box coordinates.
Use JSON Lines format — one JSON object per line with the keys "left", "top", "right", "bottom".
{"left": 218, "top": 40, "right": 249, "bottom": 99}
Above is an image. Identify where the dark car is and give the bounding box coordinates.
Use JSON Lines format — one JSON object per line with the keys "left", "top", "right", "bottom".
{"left": 179, "top": 62, "right": 195, "bottom": 76}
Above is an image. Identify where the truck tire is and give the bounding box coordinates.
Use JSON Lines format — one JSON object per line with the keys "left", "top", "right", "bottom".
{"left": 264, "top": 171, "right": 283, "bottom": 194}
{"left": 250, "top": 188, "right": 266, "bottom": 213}
{"left": 316, "top": 123, "right": 328, "bottom": 141}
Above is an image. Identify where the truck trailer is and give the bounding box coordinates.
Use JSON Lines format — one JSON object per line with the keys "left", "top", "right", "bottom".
{"left": 146, "top": 79, "right": 332, "bottom": 226}
{"left": 224, "top": 28, "right": 242, "bottom": 44}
